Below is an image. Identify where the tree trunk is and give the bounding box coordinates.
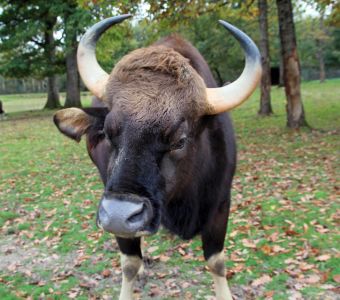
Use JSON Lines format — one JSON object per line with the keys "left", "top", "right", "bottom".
{"left": 45, "top": 75, "right": 60, "bottom": 109}
{"left": 276, "top": 0, "right": 308, "bottom": 128}
{"left": 64, "top": 45, "right": 81, "bottom": 107}
{"left": 258, "top": 0, "right": 273, "bottom": 116}
{"left": 63, "top": 3, "right": 81, "bottom": 108}
{"left": 279, "top": 56, "right": 284, "bottom": 86}
{"left": 64, "top": 13, "right": 81, "bottom": 108}
{"left": 316, "top": 9, "right": 326, "bottom": 83}
{"left": 43, "top": 18, "right": 60, "bottom": 109}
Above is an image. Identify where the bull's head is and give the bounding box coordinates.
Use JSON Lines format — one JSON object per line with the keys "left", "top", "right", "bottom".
{"left": 54, "top": 15, "right": 261, "bottom": 238}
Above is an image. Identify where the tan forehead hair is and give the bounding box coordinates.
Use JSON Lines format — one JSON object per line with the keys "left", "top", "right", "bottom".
{"left": 104, "top": 46, "right": 208, "bottom": 123}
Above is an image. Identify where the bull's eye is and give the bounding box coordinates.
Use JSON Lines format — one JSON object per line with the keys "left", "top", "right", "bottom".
{"left": 104, "top": 131, "right": 109, "bottom": 140}
{"left": 171, "top": 137, "right": 186, "bottom": 151}
{"left": 97, "top": 130, "right": 105, "bottom": 138}
{"left": 98, "top": 129, "right": 113, "bottom": 146}
{"left": 102, "top": 130, "right": 112, "bottom": 141}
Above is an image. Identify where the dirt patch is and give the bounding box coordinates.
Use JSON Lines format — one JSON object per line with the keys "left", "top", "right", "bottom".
{"left": 0, "top": 236, "right": 78, "bottom": 284}
{"left": 1, "top": 235, "right": 339, "bottom": 299}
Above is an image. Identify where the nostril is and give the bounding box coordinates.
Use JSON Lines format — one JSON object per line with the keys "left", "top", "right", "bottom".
{"left": 97, "top": 219, "right": 103, "bottom": 230}
{"left": 98, "top": 205, "right": 110, "bottom": 226}
{"left": 127, "top": 203, "right": 146, "bottom": 224}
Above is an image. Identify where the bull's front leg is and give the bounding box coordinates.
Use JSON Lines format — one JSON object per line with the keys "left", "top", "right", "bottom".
{"left": 206, "top": 251, "right": 232, "bottom": 300}
{"left": 116, "top": 237, "right": 143, "bottom": 300}
{"left": 201, "top": 203, "right": 233, "bottom": 300}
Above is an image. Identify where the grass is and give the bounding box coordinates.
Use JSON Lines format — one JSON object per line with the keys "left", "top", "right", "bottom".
{"left": 0, "top": 92, "right": 93, "bottom": 113}
{"left": 0, "top": 79, "right": 339, "bottom": 299}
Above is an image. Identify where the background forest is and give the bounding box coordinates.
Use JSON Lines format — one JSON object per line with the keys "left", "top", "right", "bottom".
{"left": 0, "top": 1, "right": 339, "bottom": 102}
{"left": 0, "top": 1, "right": 339, "bottom": 299}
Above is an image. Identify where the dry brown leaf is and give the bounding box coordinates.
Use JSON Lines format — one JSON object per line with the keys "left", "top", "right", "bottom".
{"left": 264, "top": 290, "right": 275, "bottom": 298}
{"left": 316, "top": 254, "right": 331, "bottom": 261}
{"left": 285, "top": 229, "right": 299, "bottom": 236}
{"left": 181, "top": 282, "right": 190, "bottom": 289}
{"left": 229, "top": 230, "right": 238, "bottom": 238}
{"left": 159, "top": 254, "right": 170, "bottom": 262}
{"left": 46, "top": 208, "right": 57, "bottom": 217}
{"left": 44, "top": 220, "right": 54, "bottom": 231}
{"left": 303, "top": 223, "right": 309, "bottom": 232}
{"left": 230, "top": 252, "right": 245, "bottom": 262}
{"left": 302, "top": 274, "right": 320, "bottom": 284}
{"left": 178, "top": 247, "right": 186, "bottom": 256}
{"left": 272, "top": 245, "right": 287, "bottom": 253}
{"left": 288, "top": 290, "right": 303, "bottom": 300}
{"left": 242, "top": 239, "right": 257, "bottom": 249}
{"left": 101, "top": 269, "right": 111, "bottom": 278}
{"left": 299, "top": 262, "right": 314, "bottom": 271}
{"left": 251, "top": 274, "right": 272, "bottom": 287}
{"left": 149, "top": 286, "right": 163, "bottom": 297}
{"left": 147, "top": 246, "right": 159, "bottom": 253}
{"left": 261, "top": 244, "right": 272, "bottom": 255}
{"left": 268, "top": 232, "right": 279, "bottom": 242}
{"left": 157, "top": 272, "right": 167, "bottom": 279}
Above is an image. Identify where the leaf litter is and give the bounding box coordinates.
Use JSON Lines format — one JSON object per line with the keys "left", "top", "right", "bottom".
{"left": 1, "top": 91, "right": 340, "bottom": 299}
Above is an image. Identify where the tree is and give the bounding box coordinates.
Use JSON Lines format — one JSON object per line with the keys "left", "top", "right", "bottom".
{"left": 44, "top": 15, "right": 61, "bottom": 109}
{"left": 0, "top": 0, "right": 61, "bottom": 108}
{"left": 76, "top": 0, "right": 262, "bottom": 89}
{"left": 258, "top": 0, "right": 273, "bottom": 115}
{"left": 315, "top": 8, "right": 326, "bottom": 82}
{"left": 63, "top": 0, "right": 87, "bottom": 107}
{"left": 128, "top": 1, "right": 260, "bottom": 86}
{"left": 300, "top": 0, "right": 338, "bottom": 82}
{"left": 276, "top": 0, "right": 308, "bottom": 128}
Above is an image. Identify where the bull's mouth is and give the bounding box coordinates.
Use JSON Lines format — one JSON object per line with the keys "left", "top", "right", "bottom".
{"left": 96, "top": 193, "right": 160, "bottom": 237}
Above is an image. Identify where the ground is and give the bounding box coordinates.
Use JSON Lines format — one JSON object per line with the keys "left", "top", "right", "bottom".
{"left": 0, "top": 80, "right": 339, "bottom": 299}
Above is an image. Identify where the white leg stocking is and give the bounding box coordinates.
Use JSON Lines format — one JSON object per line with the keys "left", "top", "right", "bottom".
{"left": 119, "top": 254, "right": 142, "bottom": 300}
{"left": 207, "top": 251, "right": 233, "bottom": 300}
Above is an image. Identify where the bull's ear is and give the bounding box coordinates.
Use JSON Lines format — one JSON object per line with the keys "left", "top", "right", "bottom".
{"left": 53, "top": 107, "right": 108, "bottom": 142}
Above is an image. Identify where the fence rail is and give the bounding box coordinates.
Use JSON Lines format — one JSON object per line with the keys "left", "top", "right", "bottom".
{"left": 0, "top": 76, "right": 48, "bottom": 94}
{"left": 1, "top": 68, "right": 339, "bottom": 95}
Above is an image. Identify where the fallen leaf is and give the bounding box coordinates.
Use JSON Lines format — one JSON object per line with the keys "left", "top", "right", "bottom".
{"left": 272, "top": 245, "right": 287, "bottom": 253}
{"left": 261, "top": 244, "right": 272, "bottom": 255}
{"left": 178, "top": 247, "right": 186, "bottom": 256}
{"left": 251, "top": 274, "right": 272, "bottom": 287}
{"left": 101, "top": 269, "right": 111, "bottom": 278}
{"left": 242, "top": 239, "right": 257, "bottom": 249}
{"left": 316, "top": 254, "right": 331, "bottom": 261}
{"left": 333, "top": 274, "right": 340, "bottom": 283}
{"left": 268, "top": 232, "right": 279, "bottom": 242}
{"left": 264, "top": 290, "right": 275, "bottom": 298}
{"left": 285, "top": 229, "right": 299, "bottom": 236}
{"left": 149, "top": 286, "right": 162, "bottom": 297}
{"left": 147, "top": 246, "right": 159, "bottom": 253}
{"left": 299, "top": 262, "right": 314, "bottom": 271}
{"left": 302, "top": 274, "right": 320, "bottom": 284}
{"left": 288, "top": 290, "right": 303, "bottom": 300}
{"left": 159, "top": 254, "right": 170, "bottom": 262}
{"left": 230, "top": 252, "right": 245, "bottom": 262}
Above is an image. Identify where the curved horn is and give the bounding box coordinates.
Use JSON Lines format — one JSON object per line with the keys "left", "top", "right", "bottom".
{"left": 77, "top": 14, "right": 132, "bottom": 99}
{"left": 206, "top": 21, "right": 262, "bottom": 114}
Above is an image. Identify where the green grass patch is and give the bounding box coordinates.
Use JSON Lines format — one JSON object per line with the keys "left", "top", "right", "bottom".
{"left": 0, "top": 79, "right": 339, "bottom": 298}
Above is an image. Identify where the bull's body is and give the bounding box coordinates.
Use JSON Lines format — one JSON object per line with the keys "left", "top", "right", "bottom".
{"left": 54, "top": 15, "right": 261, "bottom": 300}
{"left": 90, "top": 35, "right": 236, "bottom": 245}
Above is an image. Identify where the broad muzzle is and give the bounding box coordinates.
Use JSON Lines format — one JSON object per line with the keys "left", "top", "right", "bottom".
{"left": 97, "top": 193, "right": 154, "bottom": 237}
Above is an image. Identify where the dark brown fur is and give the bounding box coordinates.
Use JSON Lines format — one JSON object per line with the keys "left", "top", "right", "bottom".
{"left": 54, "top": 34, "right": 236, "bottom": 266}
